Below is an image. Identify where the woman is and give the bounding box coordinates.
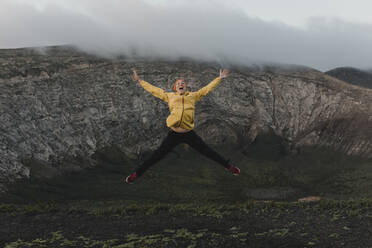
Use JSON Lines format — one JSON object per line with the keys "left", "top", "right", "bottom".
{"left": 126, "top": 68, "right": 240, "bottom": 183}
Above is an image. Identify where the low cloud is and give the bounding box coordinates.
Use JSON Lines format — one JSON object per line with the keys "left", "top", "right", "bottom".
{"left": 1, "top": 0, "right": 372, "bottom": 71}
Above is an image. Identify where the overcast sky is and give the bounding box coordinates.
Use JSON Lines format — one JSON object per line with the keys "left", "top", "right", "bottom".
{"left": 1, "top": 0, "right": 372, "bottom": 71}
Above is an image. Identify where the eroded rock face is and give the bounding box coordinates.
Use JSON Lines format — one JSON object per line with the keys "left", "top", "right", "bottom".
{"left": 1, "top": 46, "right": 372, "bottom": 192}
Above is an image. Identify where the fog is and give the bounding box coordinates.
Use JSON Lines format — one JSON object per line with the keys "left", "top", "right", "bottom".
{"left": 1, "top": 0, "right": 372, "bottom": 71}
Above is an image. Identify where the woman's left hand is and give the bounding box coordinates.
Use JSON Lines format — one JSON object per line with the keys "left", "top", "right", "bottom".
{"left": 219, "top": 69, "right": 229, "bottom": 79}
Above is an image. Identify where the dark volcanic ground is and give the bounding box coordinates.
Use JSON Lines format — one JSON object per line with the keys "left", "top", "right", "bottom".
{"left": 1, "top": 145, "right": 372, "bottom": 247}
{"left": 1, "top": 200, "right": 372, "bottom": 248}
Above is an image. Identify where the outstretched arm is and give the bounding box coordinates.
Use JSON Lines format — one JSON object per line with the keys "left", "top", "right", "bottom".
{"left": 194, "top": 69, "right": 229, "bottom": 102}
{"left": 132, "top": 69, "right": 168, "bottom": 102}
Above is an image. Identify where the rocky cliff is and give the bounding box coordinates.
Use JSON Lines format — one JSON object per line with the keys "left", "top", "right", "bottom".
{"left": 1, "top": 46, "right": 372, "bottom": 192}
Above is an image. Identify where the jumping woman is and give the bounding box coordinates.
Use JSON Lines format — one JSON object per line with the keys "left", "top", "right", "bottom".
{"left": 125, "top": 69, "right": 241, "bottom": 183}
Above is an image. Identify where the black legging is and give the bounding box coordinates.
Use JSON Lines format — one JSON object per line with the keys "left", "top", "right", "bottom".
{"left": 136, "top": 130, "right": 230, "bottom": 176}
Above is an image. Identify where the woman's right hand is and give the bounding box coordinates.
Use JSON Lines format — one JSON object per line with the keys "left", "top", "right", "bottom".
{"left": 132, "top": 69, "right": 140, "bottom": 82}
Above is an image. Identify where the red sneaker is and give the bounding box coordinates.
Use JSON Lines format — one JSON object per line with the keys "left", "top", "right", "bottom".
{"left": 227, "top": 165, "right": 240, "bottom": 176}
{"left": 125, "top": 172, "right": 138, "bottom": 184}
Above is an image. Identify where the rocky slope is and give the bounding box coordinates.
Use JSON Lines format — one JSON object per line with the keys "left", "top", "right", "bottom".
{"left": 325, "top": 67, "right": 372, "bottom": 89}
{"left": 1, "top": 46, "right": 372, "bottom": 192}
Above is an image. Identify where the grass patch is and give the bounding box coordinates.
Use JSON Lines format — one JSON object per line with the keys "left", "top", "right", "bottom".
{"left": 4, "top": 229, "right": 248, "bottom": 248}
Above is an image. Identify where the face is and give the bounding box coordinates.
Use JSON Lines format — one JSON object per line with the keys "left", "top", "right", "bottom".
{"left": 175, "top": 80, "right": 187, "bottom": 94}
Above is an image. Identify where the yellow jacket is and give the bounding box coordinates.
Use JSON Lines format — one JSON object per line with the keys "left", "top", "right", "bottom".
{"left": 139, "top": 77, "right": 223, "bottom": 130}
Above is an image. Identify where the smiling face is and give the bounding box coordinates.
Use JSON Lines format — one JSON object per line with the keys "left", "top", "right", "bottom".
{"left": 174, "top": 79, "right": 187, "bottom": 94}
